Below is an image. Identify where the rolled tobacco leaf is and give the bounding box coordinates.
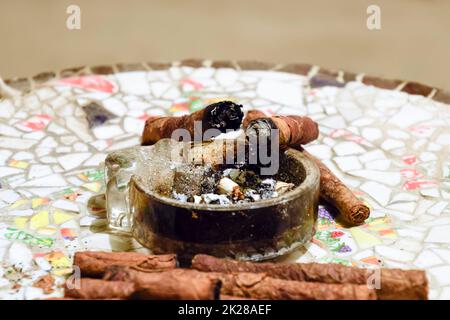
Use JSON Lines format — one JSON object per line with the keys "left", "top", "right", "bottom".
{"left": 64, "top": 278, "right": 135, "bottom": 299}
{"left": 213, "top": 272, "right": 374, "bottom": 300}
{"left": 141, "top": 100, "right": 244, "bottom": 145}
{"left": 104, "top": 266, "right": 374, "bottom": 300}
{"left": 244, "top": 115, "right": 319, "bottom": 149}
{"left": 192, "top": 254, "right": 428, "bottom": 300}
{"left": 73, "top": 251, "right": 177, "bottom": 278}
{"left": 103, "top": 266, "right": 221, "bottom": 300}
{"left": 302, "top": 149, "right": 370, "bottom": 225}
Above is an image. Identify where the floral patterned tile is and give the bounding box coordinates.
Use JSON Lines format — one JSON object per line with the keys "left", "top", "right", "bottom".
{"left": 0, "top": 62, "right": 449, "bottom": 299}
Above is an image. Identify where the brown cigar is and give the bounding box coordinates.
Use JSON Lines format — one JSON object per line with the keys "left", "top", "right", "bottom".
{"left": 141, "top": 100, "right": 244, "bottom": 145}
{"left": 245, "top": 115, "right": 319, "bottom": 148}
{"left": 103, "top": 266, "right": 221, "bottom": 300}
{"left": 104, "top": 266, "right": 374, "bottom": 300}
{"left": 242, "top": 111, "right": 369, "bottom": 225}
{"left": 302, "top": 149, "right": 370, "bottom": 225}
{"left": 192, "top": 254, "right": 428, "bottom": 300}
{"left": 73, "top": 251, "right": 177, "bottom": 278}
{"left": 220, "top": 295, "right": 255, "bottom": 300}
{"left": 64, "top": 278, "right": 135, "bottom": 299}
{"left": 215, "top": 272, "right": 375, "bottom": 300}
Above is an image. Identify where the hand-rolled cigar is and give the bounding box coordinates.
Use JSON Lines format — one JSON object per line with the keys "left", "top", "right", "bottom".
{"left": 103, "top": 266, "right": 221, "bottom": 300}
{"left": 141, "top": 100, "right": 244, "bottom": 145}
{"left": 104, "top": 265, "right": 374, "bottom": 300}
{"left": 64, "top": 278, "right": 135, "bottom": 299}
{"left": 73, "top": 251, "right": 177, "bottom": 277}
{"left": 213, "top": 272, "right": 375, "bottom": 300}
{"left": 244, "top": 114, "right": 319, "bottom": 148}
{"left": 192, "top": 254, "right": 428, "bottom": 300}
{"left": 302, "top": 149, "right": 370, "bottom": 225}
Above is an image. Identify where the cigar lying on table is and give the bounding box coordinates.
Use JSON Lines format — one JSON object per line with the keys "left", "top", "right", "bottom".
{"left": 64, "top": 279, "right": 135, "bottom": 300}
{"left": 73, "top": 251, "right": 177, "bottom": 277}
{"left": 243, "top": 109, "right": 370, "bottom": 226}
{"left": 141, "top": 100, "right": 244, "bottom": 145}
{"left": 191, "top": 254, "right": 428, "bottom": 300}
{"left": 103, "top": 266, "right": 375, "bottom": 300}
{"left": 65, "top": 268, "right": 221, "bottom": 300}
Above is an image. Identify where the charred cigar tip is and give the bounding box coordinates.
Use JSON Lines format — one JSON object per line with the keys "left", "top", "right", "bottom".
{"left": 203, "top": 100, "right": 244, "bottom": 132}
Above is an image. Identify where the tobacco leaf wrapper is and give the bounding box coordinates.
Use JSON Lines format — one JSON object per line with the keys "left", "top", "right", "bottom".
{"left": 64, "top": 278, "right": 135, "bottom": 299}
{"left": 73, "top": 251, "right": 177, "bottom": 277}
{"left": 215, "top": 272, "right": 375, "bottom": 300}
{"left": 245, "top": 114, "right": 319, "bottom": 148}
{"left": 302, "top": 149, "right": 370, "bottom": 225}
{"left": 104, "top": 266, "right": 374, "bottom": 300}
{"left": 192, "top": 254, "right": 428, "bottom": 300}
{"left": 141, "top": 101, "right": 243, "bottom": 145}
{"left": 103, "top": 266, "right": 221, "bottom": 300}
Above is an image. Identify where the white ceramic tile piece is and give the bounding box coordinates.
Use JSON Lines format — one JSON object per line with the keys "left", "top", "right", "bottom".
{"left": 52, "top": 199, "right": 79, "bottom": 212}
{"left": 425, "top": 226, "right": 450, "bottom": 243}
{"left": 375, "top": 246, "right": 415, "bottom": 262}
{"left": 361, "top": 128, "right": 382, "bottom": 141}
{"left": 381, "top": 139, "right": 405, "bottom": 151}
{"left": 57, "top": 153, "right": 91, "bottom": 171}
{"left": 413, "top": 250, "right": 443, "bottom": 268}
{"left": 429, "top": 266, "right": 450, "bottom": 286}
{"left": 28, "top": 165, "right": 53, "bottom": 179}
{"left": 359, "top": 149, "right": 386, "bottom": 163}
{"left": 348, "top": 170, "right": 401, "bottom": 186}
{"left": 92, "top": 125, "right": 124, "bottom": 140}
{"left": 388, "top": 104, "right": 433, "bottom": 128}
{"left": 333, "top": 156, "right": 362, "bottom": 171}
{"left": 333, "top": 141, "right": 366, "bottom": 156}
{"left": 428, "top": 201, "right": 448, "bottom": 216}
{"left": 7, "top": 242, "right": 33, "bottom": 271}
{"left": 124, "top": 117, "right": 145, "bottom": 135}
{"left": 359, "top": 181, "right": 392, "bottom": 206}
{"left": 257, "top": 79, "right": 303, "bottom": 107}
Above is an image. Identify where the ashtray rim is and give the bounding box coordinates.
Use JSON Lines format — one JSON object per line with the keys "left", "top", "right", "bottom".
{"left": 130, "top": 147, "right": 320, "bottom": 212}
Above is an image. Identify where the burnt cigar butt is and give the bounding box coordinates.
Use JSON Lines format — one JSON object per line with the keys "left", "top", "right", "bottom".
{"left": 192, "top": 254, "right": 428, "bottom": 300}
{"left": 73, "top": 251, "right": 177, "bottom": 278}
{"left": 301, "top": 149, "right": 370, "bottom": 225}
{"left": 104, "top": 266, "right": 221, "bottom": 300}
{"left": 141, "top": 101, "right": 243, "bottom": 145}
{"left": 64, "top": 278, "right": 135, "bottom": 299}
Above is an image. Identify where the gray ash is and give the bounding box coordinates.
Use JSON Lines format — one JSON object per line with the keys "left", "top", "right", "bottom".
{"left": 169, "top": 164, "right": 295, "bottom": 205}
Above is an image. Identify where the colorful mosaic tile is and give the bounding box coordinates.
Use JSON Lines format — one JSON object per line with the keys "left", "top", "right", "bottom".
{"left": 0, "top": 61, "right": 449, "bottom": 299}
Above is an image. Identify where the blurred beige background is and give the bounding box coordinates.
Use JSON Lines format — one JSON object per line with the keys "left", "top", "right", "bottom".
{"left": 0, "top": 0, "right": 448, "bottom": 88}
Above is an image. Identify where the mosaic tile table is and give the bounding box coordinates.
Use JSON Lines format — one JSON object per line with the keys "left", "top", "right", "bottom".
{"left": 0, "top": 60, "right": 449, "bottom": 300}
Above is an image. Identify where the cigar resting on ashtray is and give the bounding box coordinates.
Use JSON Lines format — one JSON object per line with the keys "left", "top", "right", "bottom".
{"left": 244, "top": 113, "right": 319, "bottom": 148}
{"left": 141, "top": 100, "right": 244, "bottom": 146}
{"left": 103, "top": 266, "right": 375, "bottom": 300}
{"left": 192, "top": 254, "right": 428, "bottom": 300}
{"left": 73, "top": 251, "right": 177, "bottom": 278}
{"left": 242, "top": 110, "right": 370, "bottom": 226}
{"left": 103, "top": 266, "right": 221, "bottom": 300}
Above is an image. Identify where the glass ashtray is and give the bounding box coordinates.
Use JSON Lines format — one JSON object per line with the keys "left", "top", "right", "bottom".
{"left": 104, "top": 139, "right": 320, "bottom": 261}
